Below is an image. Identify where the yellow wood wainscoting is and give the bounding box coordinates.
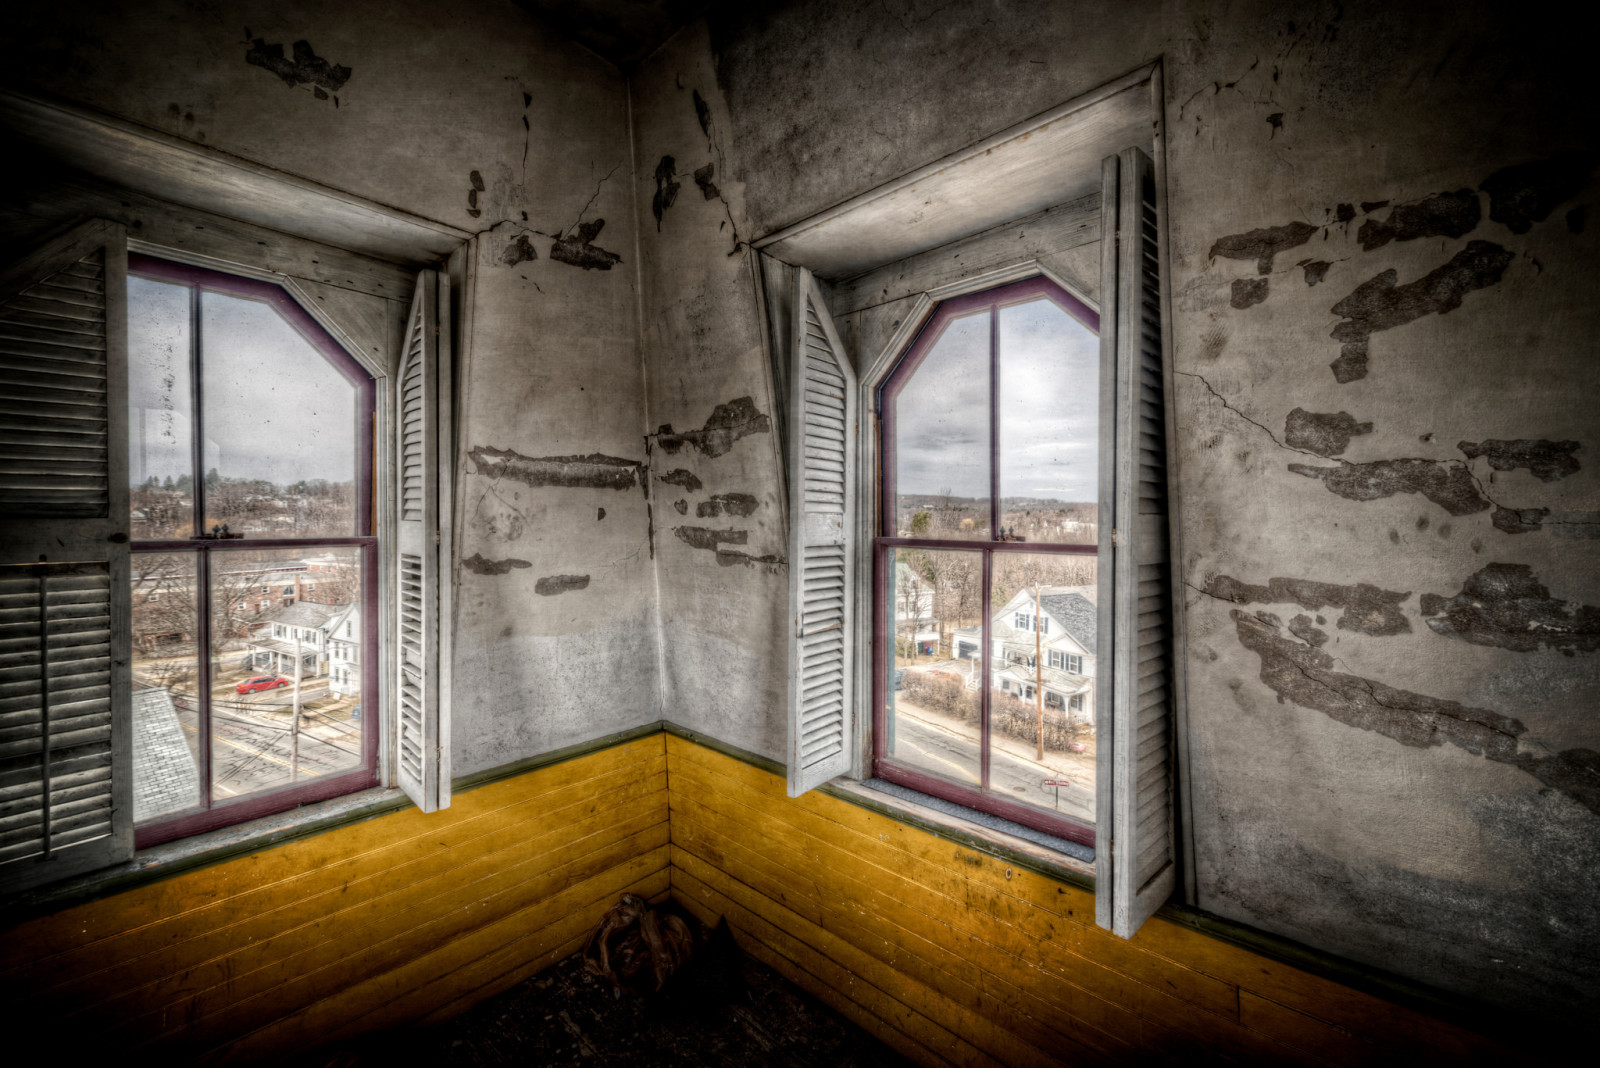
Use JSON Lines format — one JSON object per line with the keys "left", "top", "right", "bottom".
{"left": 0, "top": 730, "right": 1510, "bottom": 1064}
{"left": 0, "top": 734, "right": 670, "bottom": 1062}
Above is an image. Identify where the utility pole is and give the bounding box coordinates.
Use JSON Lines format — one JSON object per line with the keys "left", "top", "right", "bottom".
{"left": 1035, "top": 583, "right": 1044, "bottom": 761}
{"left": 291, "top": 632, "right": 303, "bottom": 781}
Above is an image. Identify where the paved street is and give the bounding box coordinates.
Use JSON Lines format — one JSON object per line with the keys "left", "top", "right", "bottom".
{"left": 886, "top": 698, "right": 1094, "bottom": 823}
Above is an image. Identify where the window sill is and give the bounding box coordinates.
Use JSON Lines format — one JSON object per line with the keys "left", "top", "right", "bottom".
{"left": 2, "top": 786, "right": 411, "bottom": 925}
{"left": 822, "top": 777, "right": 1096, "bottom": 889}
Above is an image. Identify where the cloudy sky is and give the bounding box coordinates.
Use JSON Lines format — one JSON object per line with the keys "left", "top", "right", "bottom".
{"left": 893, "top": 297, "right": 1098, "bottom": 503}
{"left": 129, "top": 276, "right": 359, "bottom": 487}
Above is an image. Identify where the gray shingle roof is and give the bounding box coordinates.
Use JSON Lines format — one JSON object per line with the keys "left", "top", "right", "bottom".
{"left": 1039, "top": 591, "right": 1097, "bottom": 654}
{"left": 131, "top": 688, "right": 199, "bottom": 822}
{"left": 256, "top": 601, "right": 347, "bottom": 628}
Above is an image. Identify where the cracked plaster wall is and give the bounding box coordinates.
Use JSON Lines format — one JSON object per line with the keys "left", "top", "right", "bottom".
{"left": 634, "top": 0, "right": 1600, "bottom": 1020}
{"left": 2, "top": 1, "right": 660, "bottom": 775}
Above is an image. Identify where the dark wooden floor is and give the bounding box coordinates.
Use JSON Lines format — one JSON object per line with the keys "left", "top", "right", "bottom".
{"left": 313, "top": 918, "right": 915, "bottom": 1067}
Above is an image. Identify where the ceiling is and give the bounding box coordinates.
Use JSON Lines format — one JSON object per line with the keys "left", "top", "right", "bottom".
{"left": 511, "top": 0, "right": 711, "bottom": 69}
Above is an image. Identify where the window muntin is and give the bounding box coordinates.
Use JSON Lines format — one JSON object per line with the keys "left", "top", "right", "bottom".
{"left": 874, "top": 275, "right": 1099, "bottom": 844}
{"left": 127, "top": 255, "right": 378, "bottom": 848}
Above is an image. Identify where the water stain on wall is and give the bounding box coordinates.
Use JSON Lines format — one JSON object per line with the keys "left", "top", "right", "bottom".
{"left": 461, "top": 553, "right": 532, "bottom": 576}
{"left": 1288, "top": 457, "right": 1490, "bottom": 516}
{"left": 550, "top": 219, "right": 622, "bottom": 270}
{"left": 1420, "top": 563, "right": 1600, "bottom": 654}
{"left": 1458, "top": 439, "right": 1581, "bottom": 482}
{"left": 1480, "top": 156, "right": 1594, "bottom": 234}
{"left": 1233, "top": 610, "right": 1599, "bottom": 816}
{"left": 1202, "top": 574, "right": 1411, "bottom": 635}
{"left": 1328, "top": 240, "right": 1514, "bottom": 382}
{"left": 1209, "top": 221, "right": 1319, "bottom": 274}
{"left": 469, "top": 446, "right": 642, "bottom": 490}
{"left": 1356, "top": 189, "right": 1481, "bottom": 250}
{"left": 1283, "top": 408, "right": 1372, "bottom": 456}
{"left": 696, "top": 492, "right": 759, "bottom": 518}
{"left": 655, "top": 397, "right": 771, "bottom": 458}
{"left": 535, "top": 574, "right": 591, "bottom": 596}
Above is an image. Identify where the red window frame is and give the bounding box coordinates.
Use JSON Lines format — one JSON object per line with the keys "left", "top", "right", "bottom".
{"left": 871, "top": 275, "right": 1099, "bottom": 846}
{"left": 128, "top": 254, "right": 379, "bottom": 848}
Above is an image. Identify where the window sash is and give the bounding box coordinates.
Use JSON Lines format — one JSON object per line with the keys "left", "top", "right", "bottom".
{"left": 126, "top": 255, "right": 380, "bottom": 847}
{"left": 869, "top": 275, "right": 1102, "bottom": 846}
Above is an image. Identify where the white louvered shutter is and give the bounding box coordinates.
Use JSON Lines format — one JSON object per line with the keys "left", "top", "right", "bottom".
{"left": 1095, "top": 148, "right": 1176, "bottom": 938}
{"left": 394, "top": 270, "right": 448, "bottom": 813}
{"left": 786, "top": 268, "right": 856, "bottom": 797}
{"left": 0, "top": 220, "right": 133, "bottom": 892}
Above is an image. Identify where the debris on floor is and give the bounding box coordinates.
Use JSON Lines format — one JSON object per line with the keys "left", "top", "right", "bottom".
{"left": 310, "top": 904, "right": 914, "bottom": 1067}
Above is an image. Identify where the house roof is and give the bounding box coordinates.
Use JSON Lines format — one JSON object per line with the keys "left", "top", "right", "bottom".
{"left": 256, "top": 601, "right": 347, "bottom": 628}
{"left": 1037, "top": 591, "right": 1097, "bottom": 655}
{"left": 131, "top": 688, "right": 199, "bottom": 822}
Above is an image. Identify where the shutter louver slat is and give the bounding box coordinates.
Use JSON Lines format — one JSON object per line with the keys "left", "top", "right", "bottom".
{"left": 787, "top": 271, "right": 857, "bottom": 797}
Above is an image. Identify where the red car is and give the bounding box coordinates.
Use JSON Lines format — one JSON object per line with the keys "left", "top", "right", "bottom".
{"left": 236, "top": 675, "right": 288, "bottom": 694}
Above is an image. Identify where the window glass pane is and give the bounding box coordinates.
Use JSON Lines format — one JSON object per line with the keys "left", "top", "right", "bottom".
{"left": 987, "top": 552, "right": 1097, "bottom": 823}
{"left": 199, "top": 291, "right": 359, "bottom": 538}
{"left": 891, "top": 310, "right": 991, "bottom": 540}
{"left": 128, "top": 277, "right": 194, "bottom": 539}
{"left": 208, "top": 547, "right": 364, "bottom": 800}
{"left": 130, "top": 552, "right": 201, "bottom": 821}
{"left": 998, "top": 297, "right": 1098, "bottom": 544}
{"left": 885, "top": 547, "right": 982, "bottom": 786}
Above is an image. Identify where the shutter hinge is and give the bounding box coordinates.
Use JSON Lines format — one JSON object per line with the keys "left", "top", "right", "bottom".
{"left": 435, "top": 530, "right": 441, "bottom": 545}
{"left": 1110, "top": 528, "right": 1122, "bottom": 548}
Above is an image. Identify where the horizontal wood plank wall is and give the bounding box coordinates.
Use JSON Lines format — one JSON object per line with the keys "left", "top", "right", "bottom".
{"left": 664, "top": 735, "right": 1509, "bottom": 1067}
{"left": 0, "top": 733, "right": 669, "bottom": 1063}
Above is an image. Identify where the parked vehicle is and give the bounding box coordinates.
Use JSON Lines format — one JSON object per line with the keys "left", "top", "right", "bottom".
{"left": 236, "top": 675, "right": 288, "bottom": 693}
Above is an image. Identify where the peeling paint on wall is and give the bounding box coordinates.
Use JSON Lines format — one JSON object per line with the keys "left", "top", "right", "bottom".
{"left": 469, "top": 446, "right": 642, "bottom": 491}
{"left": 655, "top": 397, "right": 771, "bottom": 458}
{"left": 244, "top": 34, "right": 350, "bottom": 101}
{"left": 1458, "top": 439, "right": 1581, "bottom": 482}
{"left": 1230, "top": 277, "right": 1269, "bottom": 308}
{"left": 652, "top": 156, "right": 680, "bottom": 230}
{"left": 501, "top": 234, "right": 538, "bottom": 266}
{"left": 1297, "top": 259, "right": 1331, "bottom": 287}
{"left": 1209, "top": 221, "right": 1319, "bottom": 274}
{"left": 1284, "top": 408, "right": 1372, "bottom": 457}
{"left": 673, "top": 499, "right": 687, "bottom": 514}
{"left": 657, "top": 468, "right": 703, "bottom": 492}
{"left": 1233, "top": 610, "right": 1600, "bottom": 816}
{"left": 1421, "top": 563, "right": 1600, "bottom": 654}
{"left": 1288, "top": 457, "right": 1491, "bottom": 516}
{"left": 696, "top": 492, "right": 759, "bottom": 518}
{"left": 461, "top": 553, "right": 532, "bottom": 576}
{"left": 535, "top": 574, "right": 591, "bottom": 596}
{"left": 674, "top": 526, "right": 747, "bottom": 551}
{"left": 1480, "top": 156, "right": 1594, "bottom": 234}
{"left": 549, "top": 219, "right": 622, "bottom": 270}
{"left": 1201, "top": 574, "right": 1411, "bottom": 635}
{"left": 693, "top": 162, "right": 720, "bottom": 199}
{"left": 1492, "top": 505, "right": 1550, "bottom": 533}
{"left": 1328, "top": 240, "right": 1514, "bottom": 382}
{"left": 1356, "top": 189, "right": 1481, "bottom": 250}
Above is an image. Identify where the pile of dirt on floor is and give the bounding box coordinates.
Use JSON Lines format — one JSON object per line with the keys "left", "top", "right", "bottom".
{"left": 306, "top": 900, "right": 912, "bottom": 1067}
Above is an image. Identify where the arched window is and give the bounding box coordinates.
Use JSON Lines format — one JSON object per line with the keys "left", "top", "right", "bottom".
{"left": 127, "top": 255, "right": 377, "bottom": 845}
{"left": 874, "top": 276, "right": 1100, "bottom": 844}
